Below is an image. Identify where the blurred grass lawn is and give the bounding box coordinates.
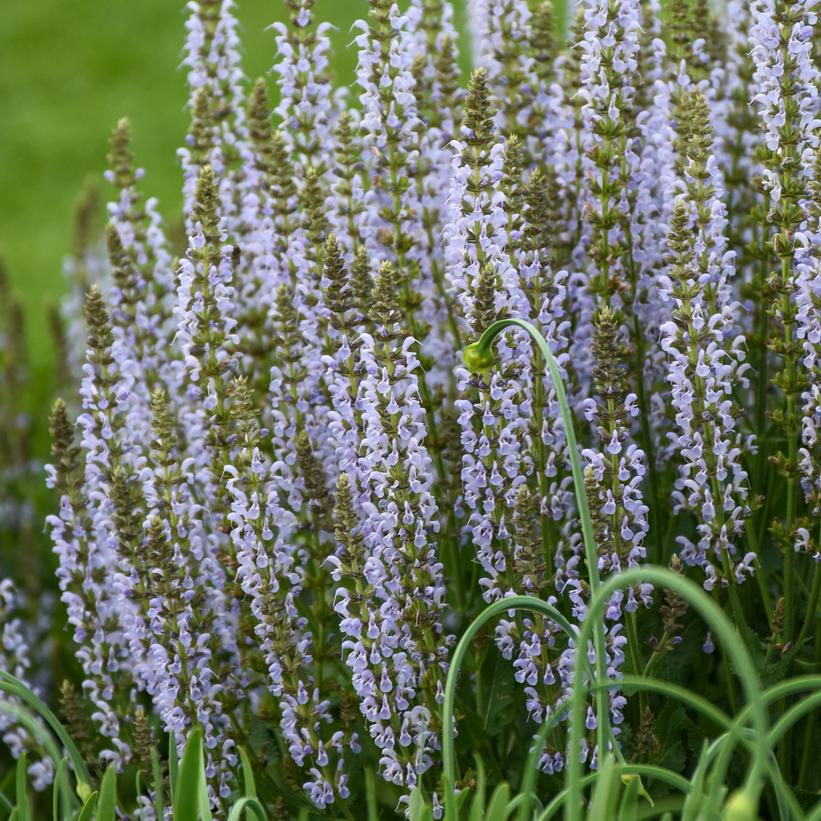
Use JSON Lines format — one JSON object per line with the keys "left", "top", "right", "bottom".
{"left": 0, "top": 0, "right": 475, "bottom": 412}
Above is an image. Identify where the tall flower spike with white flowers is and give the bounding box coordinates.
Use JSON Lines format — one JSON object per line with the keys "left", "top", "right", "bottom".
{"left": 272, "top": 0, "right": 335, "bottom": 169}
{"left": 630, "top": 6, "right": 678, "bottom": 449}
{"left": 225, "top": 375, "right": 351, "bottom": 810}
{"left": 750, "top": 0, "right": 820, "bottom": 640}
{"left": 659, "top": 94, "right": 754, "bottom": 587}
{"left": 0, "top": 580, "right": 53, "bottom": 790}
{"left": 354, "top": 1, "right": 424, "bottom": 280}
{"left": 479, "top": 0, "right": 534, "bottom": 135}
{"left": 578, "top": 0, "right": 642, "bottom": 302}
{"left": 331, "top": 261, "right": 450, "bottom": 796}
{"left": 448, "top": 72, "right": 533, "bottom": 597}
{"left": 794, "top": 145, "right": 821, "bottom": 559}
{"left": 173, "top": 164, "right": 243, "bottom": 717}
{"left": 105, "top": 119, "right": 176, "bottom": 394}
{"left": 180, "top": 0, "right": 248, "bottom": 219}
{"left": 406, "top": 0, "right": 465, "bottom": 365}
{"left": 138, "top": 389, "right": 232, "bottom": 785}
{"left": 46, "top": 394, "right": 130, "bottom": 767}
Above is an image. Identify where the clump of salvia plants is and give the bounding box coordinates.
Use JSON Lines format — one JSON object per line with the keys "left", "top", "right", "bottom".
{"left": 0, "top": 0, "right": 819, "bottom": 817}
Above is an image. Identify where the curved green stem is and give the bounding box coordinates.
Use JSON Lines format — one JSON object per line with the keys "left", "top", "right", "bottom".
{"left": 566, "top": 568, "right": 770, "bottom": 821}
{"left": 441, "top": 595, "right": 578, "bottom": 820}
{"left": 536, "top": 764, "right": 691, "bottom": 821}
{"left": 464, "top": 319, "right": 609, "bottom": 755}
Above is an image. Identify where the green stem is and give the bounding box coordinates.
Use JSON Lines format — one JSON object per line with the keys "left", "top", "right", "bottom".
{"left": 440, "top": 595, "right": 579, "bottom": 820}
{"left": 464, "top": 319, "right": 609, "bottom": 750}
{"left": 566, "top": 568, "right": 770, "bottom": 821}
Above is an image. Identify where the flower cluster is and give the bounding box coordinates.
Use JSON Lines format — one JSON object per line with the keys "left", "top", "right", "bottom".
{"left": 18, "top": 0, "right": 819, "bottom": 815}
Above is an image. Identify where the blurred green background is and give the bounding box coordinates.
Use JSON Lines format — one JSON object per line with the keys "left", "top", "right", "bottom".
{"left": 0, "top": 0, "right": 477, "bottom": 411}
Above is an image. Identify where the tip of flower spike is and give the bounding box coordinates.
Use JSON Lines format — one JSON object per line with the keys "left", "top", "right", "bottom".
{"left": 463, "top": 342, "right": 494, "bottom": 373}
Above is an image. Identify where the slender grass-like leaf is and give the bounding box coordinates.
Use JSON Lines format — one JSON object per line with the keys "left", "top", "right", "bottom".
{"left": 75, "top": 792, "right": 98, "bottom": 821}
{"left": 468, "top": 755, "right": 486, "bottom": 821}
{"left": 173, "top": 728, "right": 211, "bottom": 821}
{"left": 168, "top": 731, "right": 179, "bottom": 802}
{"left": 484, "top": 783, "right": 511, "bottom": 821}
{"left": 14, "top": 753, "right": 30, "bottom": 821}
{"left": 409, "top": 787, "right": 434, "bottom": 821}
{"left": 0, "top": 672, "right": 91, "bottom": 797}
{"left": 151, "top": 744, "right": 165, "bottom": 819}
{"left": 95, "top": 764, "right": 117, "bottom": 821}
{"left": 226, "top": 796, "right": 268, "bottom": 821}
{"left": 238, "top": 747, "right": 256, "bottom": 799}
{"left": 587, "top": 755, "right": 620, "bottom": 821}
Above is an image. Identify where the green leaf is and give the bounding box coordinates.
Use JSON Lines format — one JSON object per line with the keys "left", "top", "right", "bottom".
{"left": 14, "top": 754, "right": 30, "bottom": 821}
{"left": 74, "top": 791, "right": 97, "bottom": 821}
{"left": 151, "top": 745, "right": 165, "bottom": 819}
{"left": 682, "top": 743, "right": 711, "bottom": 821}
{"left": 168, "top": 731, "right": 179, "bottom": 801}
{"left": 226, "top": 796, "right": 268, "bottom": 821}
{"left": 587, "top": 755, "right": 620, "bottom": 821}
{"left": 617, "top": 774, "right": 641, "bottom": 821}
{"left": 53, "top": 757, "right": 79, "bottom": 820}
{"left": 96, "top": 764, "right": 117, "bottom": 821}
{"left": 238, "top": 747, "right": 257, "bottom": 798}
{"left": 0, "top": 672, "right": 92, "bottom": 791}
{"left": 485, "top": 783, "right": 511, "bottom": 821}
{"left": 174, "top": 728, "right": 211, "bottom": 821}
{"left": 477, "top": 652, "right": 518, "bottom": 738}
{"left": 469, "top": 756, "right": 487, "bottom": 821}
{"left": 409, "top": 787, "right": 434, "bottom": 821}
